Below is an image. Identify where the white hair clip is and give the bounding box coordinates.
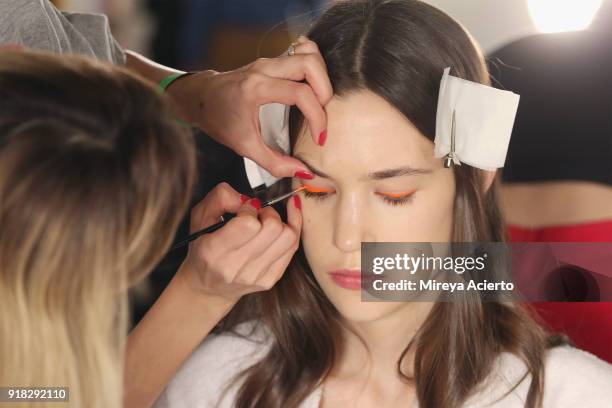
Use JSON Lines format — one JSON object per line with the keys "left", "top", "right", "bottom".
{"left": 243, "top": 103, "right": 290, "bottom": 189}
{"left": 434, "top": 67, "right": 520, "bottom": 171}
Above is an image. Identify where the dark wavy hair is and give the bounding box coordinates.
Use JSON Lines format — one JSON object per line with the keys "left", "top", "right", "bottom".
{"left": 220, "top": 1, "right": 563, "bottom": 407}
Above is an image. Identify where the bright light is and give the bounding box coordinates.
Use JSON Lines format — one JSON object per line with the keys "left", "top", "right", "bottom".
{"left": 528, "top": 0, "right": 603, "bottom": 33}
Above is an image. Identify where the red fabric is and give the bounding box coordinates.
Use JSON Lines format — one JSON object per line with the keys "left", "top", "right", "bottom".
{"left": 507, "top": 221, "right": 612, "bottom": 242}
{"left": 507, "top": 221, "right": 612, "bottom": 363}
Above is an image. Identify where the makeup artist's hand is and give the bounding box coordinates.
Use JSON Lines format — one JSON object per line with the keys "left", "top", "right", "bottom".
{"left": 178, "top": 182, "right": 303, "bottom": 303}
{"left": 126, "top": 182, "right": 301, "bottom": 408}
{"left": 165, "top": 36, "right": 333, "bottom": 178}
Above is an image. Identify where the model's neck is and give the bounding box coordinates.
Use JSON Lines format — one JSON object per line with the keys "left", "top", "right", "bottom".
{"left": 332, "top": 301, "right": 434, "bottom": 380}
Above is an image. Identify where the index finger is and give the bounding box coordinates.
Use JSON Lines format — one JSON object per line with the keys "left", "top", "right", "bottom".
{"left": 254, "top": 77, "right": 327, "bottom": 146}
{"left": 191, "top": 182, "right": 247, "bottom": 231}
{"left": 253, "top": 53, "right": 333, "bottom": 106}
{"left": 202, "top": 200, "right": 262, "bottom": 251}
{"left": 286, "top": 194, "right": 303, "bottom": 241}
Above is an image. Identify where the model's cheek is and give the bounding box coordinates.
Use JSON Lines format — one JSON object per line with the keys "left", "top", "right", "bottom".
{"left": 301, "top": 225, "right": 329, "bottom": 283}
{"left": 359, "top": 193, "right": 436, "bottom": 242}
{"left": 300, "top": 189, "right": 337, "bottom": 225}
{"left": 427, "top": 179, "right": 455, "bottom": 241}
{"left": 361, "top": 208, "right": 413, "bottom": 242}
{"left": 406, "top": 191, "right": 454, "bottom": 241}
{"left": 300, "top": 203, "right": 330, "bottom": 250}
{"left": 432, "top": 200, "right": 455, "bottom": 241}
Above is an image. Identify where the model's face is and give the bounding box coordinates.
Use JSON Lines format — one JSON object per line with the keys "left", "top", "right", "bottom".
{"left": 292, "top": 90, "right": 455, "bottom": 322}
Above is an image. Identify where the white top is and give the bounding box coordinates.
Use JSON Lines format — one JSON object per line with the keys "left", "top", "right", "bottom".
{"left": 154, "top": 322, "right": 612, "bottom": 408}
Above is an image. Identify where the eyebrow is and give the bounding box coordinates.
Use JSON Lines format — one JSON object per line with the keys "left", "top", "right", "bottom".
{"left": 295, "top": 155, "right": 433, "bottom": 181}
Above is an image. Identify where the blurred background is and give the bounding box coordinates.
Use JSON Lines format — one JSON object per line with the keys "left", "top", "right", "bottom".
{"left": 48, "top": 0, "right": 612, "bottom": 362}
{"left": 50, "top": 0, "right": 328, "bottom": 70}
{"left": 48, "top": 0, "right": 611, "bottom": 69}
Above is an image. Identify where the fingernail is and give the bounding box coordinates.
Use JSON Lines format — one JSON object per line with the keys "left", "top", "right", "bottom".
{"left": 249, "top": 198, "right": 261, "bottom": 210}
{"left": 294, "top": 170, "right": 314, "bottom": 180}
{"left": 240, "top": 194, "right": 250, "bottom": 204}
{"left": 318, "top": 129, "right": 327, "bottom": 146}
{"left": 293, "top": 195, "right": 302, "bottom": 210}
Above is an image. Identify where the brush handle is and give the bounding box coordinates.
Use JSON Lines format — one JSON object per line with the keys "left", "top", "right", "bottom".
{"left": 168, "top": 187, "right": 303, "bottom": 252}
{"left": 170, "top": 212, "right": 236, "bottom": 251}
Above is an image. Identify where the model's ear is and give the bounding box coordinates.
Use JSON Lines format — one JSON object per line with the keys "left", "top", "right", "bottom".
{"left": 482, "top": 170, "right": 497, "bottom": 193}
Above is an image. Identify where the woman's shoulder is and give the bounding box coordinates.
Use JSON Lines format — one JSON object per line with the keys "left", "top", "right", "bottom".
{"left": 541, "top": 346, "right": 612, "bottom": 406}
{"left": 469, "top": 346, "right": 612, "bottom": 407}
{"left": 153, "top": 321, "right": 272, "bottom": 408}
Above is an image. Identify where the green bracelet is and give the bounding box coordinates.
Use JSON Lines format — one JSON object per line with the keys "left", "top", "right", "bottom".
{"left": 158, "top": 72, "right": 197, "bottom": 128}
{"left": 158, "top": 72, "right": 194, "bottom": 93}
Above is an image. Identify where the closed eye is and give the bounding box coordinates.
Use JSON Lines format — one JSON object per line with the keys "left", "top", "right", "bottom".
{"left": 302, "top": 184, "right": 335, "bottom": 201}
{"left": 303, "top": 190, "right": 332, "bottom": 201}
{"left": 302, "top": 187, "right": 416, "bottom": 206}
{"left": 376, "top": 190, "right": 416, "bottom": 206}
{"left": 303, "top": 184, "right": 334, "bottom": 194}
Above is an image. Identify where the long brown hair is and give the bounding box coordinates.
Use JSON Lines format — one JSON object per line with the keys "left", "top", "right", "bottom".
{"left": 222, "top": 1, "right": 562, "bottom": 407}
{"left": 0, "top": 50, "right": 196, "bottom": 407}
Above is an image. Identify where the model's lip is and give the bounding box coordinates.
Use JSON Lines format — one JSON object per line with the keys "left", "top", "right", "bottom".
{"left": 329, "top": 269, "right": 370, "bottom": 276}
{"left": 329, "top": 269, "right": 375, "bottom": 279}
{"left": 328, "top": 269, "right": 376, "bottom": 291}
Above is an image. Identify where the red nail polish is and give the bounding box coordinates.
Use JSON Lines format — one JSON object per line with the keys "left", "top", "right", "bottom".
{"left": 249, "top": 198, "right": 261, "bottom": 210}
{"left": 294, "top": 170, "right": 314, "bottom": 180}
{"left": 240, "top": 194, "right": 250, "bottom": 204}
{"left": 318, "top": 129, "right": 327, "bottom": 146}
{"left": 293, "top": 195, "right": 302, "bottom": 210}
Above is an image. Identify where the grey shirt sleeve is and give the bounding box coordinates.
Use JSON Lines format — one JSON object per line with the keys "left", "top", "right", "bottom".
{"left": 0, "top": 0, "right": 125, "bottom": 64}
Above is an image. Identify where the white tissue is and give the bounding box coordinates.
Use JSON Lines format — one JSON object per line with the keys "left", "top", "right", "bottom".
{"left": 244, "top": 103, "right": 290, "bottom": 189}
{"left": 434, "top": 67, "right": 520, "bottom": 171}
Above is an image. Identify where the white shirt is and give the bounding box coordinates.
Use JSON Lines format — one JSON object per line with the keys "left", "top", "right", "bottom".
{"left": 154, "top": 322, "right": 612, "bottom": 408}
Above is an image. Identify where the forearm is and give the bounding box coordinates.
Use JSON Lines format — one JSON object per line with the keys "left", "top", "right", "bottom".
{"left": 123, "top": 264, "right": 236, "bottom": 408}
{"left": 124, "top": 50, "right": 217, "bottom": 127}
{"left": 125, "top": 50, "right": 184, "bottom": 85}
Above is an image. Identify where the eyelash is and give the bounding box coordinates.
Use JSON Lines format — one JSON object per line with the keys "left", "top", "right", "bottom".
{"left": 302, "top": 190, "right": 415, "bottom": 206}
{"left": 377, "top": 193, "right": 416, "bottom": 206}
{"left": 303, "top": 191, "right": 330, "bottom": 201}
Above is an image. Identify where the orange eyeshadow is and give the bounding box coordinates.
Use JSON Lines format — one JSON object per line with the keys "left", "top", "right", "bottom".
{"left": 302, "top": 184, "right": 334, "bottom": 193}
{"left": 377, "top": 190, "right": 416, "bottom": 199}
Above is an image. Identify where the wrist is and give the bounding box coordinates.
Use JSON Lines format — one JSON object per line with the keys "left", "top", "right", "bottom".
{"left": 164, "top": 70, "right": 218, "bottom": 130}
{"left": 159, "top": 72, "right": 195, "bottom": 93}
{"left": 173, "top": 262, "right": 238, "bottom": 312}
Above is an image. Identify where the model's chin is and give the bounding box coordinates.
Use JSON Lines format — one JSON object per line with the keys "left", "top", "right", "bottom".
{"left": 318, "top": 281, "right": 405, "bottom": 323}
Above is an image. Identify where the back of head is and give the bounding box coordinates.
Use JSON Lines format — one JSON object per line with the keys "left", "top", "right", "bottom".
{"left": 0, "top": 50, "right": 196, "bottom": 407}
{"left": 490, "top": 30, "right": 612, "bottom": 185}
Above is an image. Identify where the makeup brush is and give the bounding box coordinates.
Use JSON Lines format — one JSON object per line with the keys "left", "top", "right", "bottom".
{"left": 169, "top": 186, "right": 306, "bottom": 251}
